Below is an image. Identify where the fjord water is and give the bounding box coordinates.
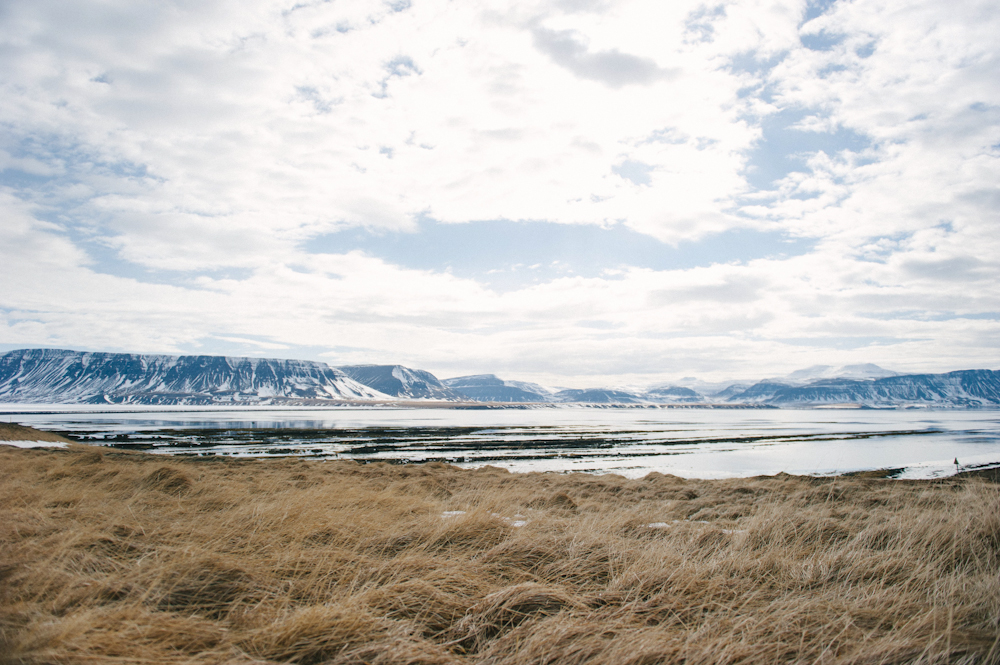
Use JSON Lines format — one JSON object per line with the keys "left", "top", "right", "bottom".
{"left": 5, "top": 405, "right": 1000, "bottom": 479}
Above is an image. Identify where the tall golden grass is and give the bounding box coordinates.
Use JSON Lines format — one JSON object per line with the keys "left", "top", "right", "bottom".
{"left": 1, "top": 440, "right": 998, "bottom": 664}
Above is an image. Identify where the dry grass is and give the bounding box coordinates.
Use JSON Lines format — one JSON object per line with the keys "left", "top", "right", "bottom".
{"left": 0, "top": 423, "right": 72, "bottom": 443}
{"left": 1, "top": 440, "right": 998, "bottom": 665}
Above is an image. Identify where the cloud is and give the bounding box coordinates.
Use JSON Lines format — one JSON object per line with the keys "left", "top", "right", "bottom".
{"left": 531, "top": 28, "right": 675, "bottom": 87}
{"left": 0, "top": 0, "right": 997, "bottom": 383}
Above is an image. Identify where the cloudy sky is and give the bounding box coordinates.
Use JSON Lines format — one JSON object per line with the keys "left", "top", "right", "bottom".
{"left": 1, "top": 0, "right": 998, "bottom": 387}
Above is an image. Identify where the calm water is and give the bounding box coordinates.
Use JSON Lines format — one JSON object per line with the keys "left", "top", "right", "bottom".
{"left": 4, "top": 404, "right": 1000, "bottom": 479}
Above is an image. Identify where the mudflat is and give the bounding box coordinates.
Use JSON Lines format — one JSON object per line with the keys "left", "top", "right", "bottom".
{"left": 1, "top": 439, "right": 998, "bottom": 664}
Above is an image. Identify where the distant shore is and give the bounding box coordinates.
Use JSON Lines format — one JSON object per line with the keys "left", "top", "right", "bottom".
{"left": 0, "top": 400, "right": 789, "bottom": 411}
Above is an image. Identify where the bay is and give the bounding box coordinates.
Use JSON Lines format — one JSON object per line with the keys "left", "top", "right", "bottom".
{"left": 4, "top": 404, "right": 1000, "bottom": 479}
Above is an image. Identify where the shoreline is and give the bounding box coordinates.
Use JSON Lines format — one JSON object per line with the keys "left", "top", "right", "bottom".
{"left": 4, "top": 422, "right": 1000, "bottom": 482}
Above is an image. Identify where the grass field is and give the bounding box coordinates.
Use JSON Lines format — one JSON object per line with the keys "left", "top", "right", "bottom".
{"left": 1, "top": 428, "right": 998, "bottom": 664}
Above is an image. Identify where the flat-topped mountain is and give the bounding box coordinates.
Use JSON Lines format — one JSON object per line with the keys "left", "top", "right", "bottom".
{"left": 0, "top": 349, "right": 387, "bottom": 404}
{"left": 643, "top": 385, "right": 702, "bottom": 403}
{"left": 443, "top": 374, "right": 554, "bottom": 402}
{"left": 337, "top": 365, "right": 465, "bottom": 401}
{"left": 555, "top": 388, "right": 643, "bottom": 403}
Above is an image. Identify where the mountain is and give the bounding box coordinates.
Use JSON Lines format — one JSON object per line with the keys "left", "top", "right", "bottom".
{"left": 0, "top": 349, "right": 388, "bottom": 404}
{"left": 443, "top": 374, "right": 554, "bottom": 402}
{"left": 642, "top": 385, "right": 702, "bottom": 403}
{"left": 709, "top": 383, "right": 753, "bottom": 400}
{"left": 727, "top": 370, "right": 1000, "bottom": 407}
{"left": 555, "top": 388, "right": 643, "bottom": 403}
{"left": 781, "top": 363, "right": 899, "bottom": 385}
{"left": 337, "top": 365, "right": 464, "bottom": 400}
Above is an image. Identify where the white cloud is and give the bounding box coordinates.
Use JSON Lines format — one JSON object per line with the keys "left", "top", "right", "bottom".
{"left": 0, "top": 0, "right": 997, "bottom": 384}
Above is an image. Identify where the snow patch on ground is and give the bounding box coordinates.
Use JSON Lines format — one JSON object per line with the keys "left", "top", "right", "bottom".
{"left": 1, "top": 440, "right": 68, "bottom": 448}
{"left": 897, "top": 453, "right": 1000, "bottom": 479}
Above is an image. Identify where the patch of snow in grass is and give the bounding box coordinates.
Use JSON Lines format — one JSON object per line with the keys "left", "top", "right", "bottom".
{"left": 646, "top": 519, "right": 734, "bottom": 530}
{"left": 489, "top": 512, "right": 529, "bottom": 527}
{"left": 0, "top": 440, "right": 67, "bottom": 448}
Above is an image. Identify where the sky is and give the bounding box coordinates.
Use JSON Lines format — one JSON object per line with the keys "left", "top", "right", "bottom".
{"left": 0, "top": 0, "right": 998, "bottom": 388}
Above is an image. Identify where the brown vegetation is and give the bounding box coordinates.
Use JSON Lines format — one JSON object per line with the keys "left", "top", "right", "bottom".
{"left": 1, "top": 440, "right": 998, "bottom": 664}
{"left": 0, "top": 423, "right": 72, "bottom": 443}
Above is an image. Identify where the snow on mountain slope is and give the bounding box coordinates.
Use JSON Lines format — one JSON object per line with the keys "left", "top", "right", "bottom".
{"left": 3, "top": 348, "right": 996, "bottom": 408}
{"left": 0, "top": 349, "right": 389, "bottom": 404}
{"left": 781, "top": 364, "right": 900, "bottom": 385}
{"left": 554, "top": 388, "right": 643, "bottom": 404}
{"left": 728, "top": 370, "right": 1000, "bottom": 406}
{"left": 337, "top": 365, "right": 464, "bottom": 400}
{"left": 642, "top": 385, "right": 702, "bottom": 403}
{"left": 443, "top": 374, "right": 554, "bottom": 402}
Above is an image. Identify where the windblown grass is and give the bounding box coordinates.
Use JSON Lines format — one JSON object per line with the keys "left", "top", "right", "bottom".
{"left": 0, "top": 423, "right": 72, "bottom": 443}
{"left": 1, "top": 440, "right": 998, "bottom": 664}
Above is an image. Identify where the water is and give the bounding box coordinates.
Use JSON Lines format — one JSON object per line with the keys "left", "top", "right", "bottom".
{"left": 4, "top": 404, "right": 1000, "bottom": 479}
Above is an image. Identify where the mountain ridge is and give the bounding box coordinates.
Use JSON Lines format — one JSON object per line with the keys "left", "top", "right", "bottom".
{"left": 337, "top": 365, "right": 465, "bottom": 401}
{"left": 442, "top": 374, "right": 554, "bottom": 403}
{"left": 727, "top": 370, "right": 1000, "bottom": 407}
{"left": 0, "top": 348, "right": 389, "bottom": 404}
{"left": 1, "top": 349, "right": 997, "bottom": 407}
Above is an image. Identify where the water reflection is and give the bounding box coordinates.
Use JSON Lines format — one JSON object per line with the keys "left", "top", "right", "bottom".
{"left": 4, "top": 405, "right": 1000, "bottom": 479}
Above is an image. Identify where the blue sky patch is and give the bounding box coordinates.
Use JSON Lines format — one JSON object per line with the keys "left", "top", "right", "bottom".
{"left": 743, "top": 109, "right": 871, "bottom": 189}
{"left": 803, "top": 0, "right": 839, "bottom": 23}
{"left": 800, "top": 32, "right": 844, "bottom": 52}
{"left": 612, "top": 159, "right": 654, "bottom": 185}
{"left": 303, "top": 219, "right": 814, "bottom": 290}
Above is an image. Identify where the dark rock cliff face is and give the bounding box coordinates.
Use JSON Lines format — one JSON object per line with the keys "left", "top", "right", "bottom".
{"left": 728, "top": 370, "right": 1000, "bottom": 406}
{"left": 336, "top": 365, "right": 464, "bottom": 400}
{"left": 0, "top": 349, "right": 386, "bottom": 404}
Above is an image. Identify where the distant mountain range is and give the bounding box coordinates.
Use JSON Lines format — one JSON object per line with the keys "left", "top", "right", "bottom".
{"left": 725, "top": 371, "right": 1000, "bottom": 407}
{"left": 1, "top": 349, "right": 998, "bottom": 408}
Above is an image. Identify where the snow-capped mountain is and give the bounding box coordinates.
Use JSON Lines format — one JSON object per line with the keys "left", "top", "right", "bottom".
{"left": 337, "top": 365, "right": 464, "bottom": 400}
{"left": 443, "top": 374, "right": 554, "bottom": 402}
{"left": 0, "top": 349, "right": 388, "bottom": 404}
{"left": 708, "top": 383, "right": 753, "bottom": 400}
{"left": 554, "top": 388, "right": 644, "bottom": 403}
{"left": 642, "top": 385, "right": 702, "bottom": 403}
{"left": 444, "top": 378, "right": 702, "bottom": 404}
{"left": 727, "top": 370, "right": 1000, "bottom": 407}
{"left": 780, "top": 363, "right": 900, "bottom": 385}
